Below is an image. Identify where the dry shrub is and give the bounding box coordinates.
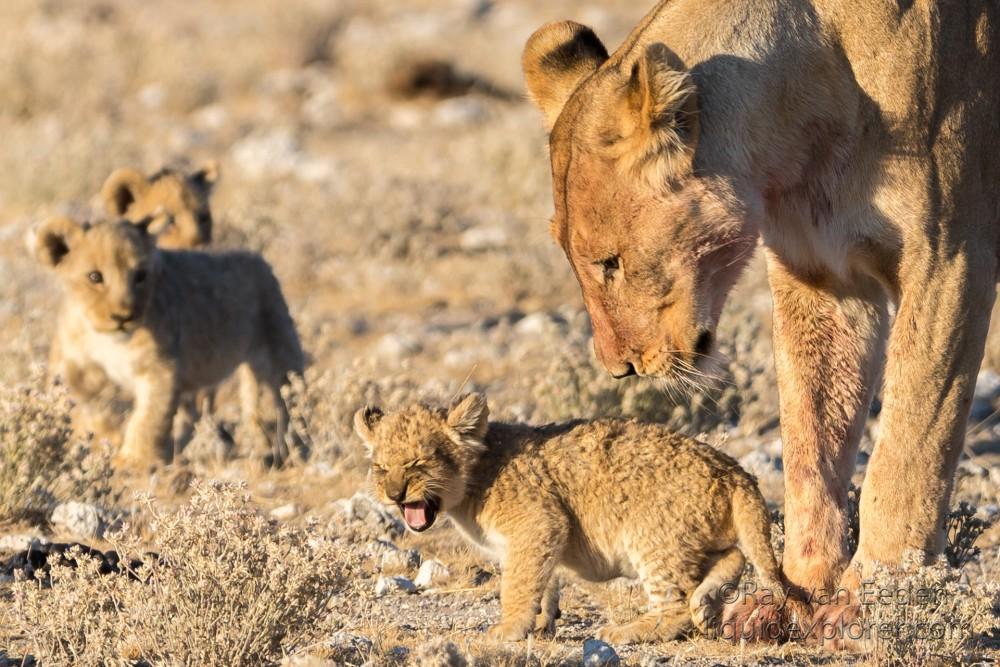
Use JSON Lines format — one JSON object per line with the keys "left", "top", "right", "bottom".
{"left": 283, "top": 362, "right": 451, "bottom": 468}
{"left": 0, "top": 380, "right": 112, "bottom": 525}
{"left": 13, "top": 481, "right": 357, "bottom": 667}
{"left": 864, "top": 553, "right": 999, "bottom": 666}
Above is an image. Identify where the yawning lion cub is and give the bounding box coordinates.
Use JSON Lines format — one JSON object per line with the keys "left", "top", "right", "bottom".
{"left": 355, "top": 393, "right": 808, "bottom": 643}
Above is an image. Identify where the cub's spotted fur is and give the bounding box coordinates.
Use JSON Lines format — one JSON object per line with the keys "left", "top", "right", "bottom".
{"left": 356, "top": 393, "right": 808, "bottom": 643}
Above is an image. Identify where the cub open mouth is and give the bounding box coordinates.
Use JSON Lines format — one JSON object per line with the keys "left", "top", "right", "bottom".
{"left": 398, "top": 497, "right": 439, "bottom": 532}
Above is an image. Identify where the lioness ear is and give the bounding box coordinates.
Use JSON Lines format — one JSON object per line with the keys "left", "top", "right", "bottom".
{"left": 618, "top": 44, "right": 698, "bottom": 169}
{"left": 447, "top": 393, "right": 489, "bottom": 443}
{"left": 101, "top": 168, "right": 150, "bottom": 216}
{"left": 34, "top": 216, "right": 84, "bottom": 267}
{"left": 353, "top": 406, "right": 384, "bottom": 453}
{"left": 192, "top": 160, "right": 219, "bottom": 188}
{"left": 523, "top": 21, "right": 609, "bottom": 131}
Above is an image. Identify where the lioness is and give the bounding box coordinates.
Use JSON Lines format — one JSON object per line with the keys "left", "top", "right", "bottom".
{"left": 355, "top": 393, "right": 809, "bottom": 643}
{"left": 522, "top": 1, "right": 1000, "bottom": 629}
{"left": 36, "top": 216, "right": 303, "bottom": 467}
{"left": 101, "top": 162, "right": 218, "bottom": 250}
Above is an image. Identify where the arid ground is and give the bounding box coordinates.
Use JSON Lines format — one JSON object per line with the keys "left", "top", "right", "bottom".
{"left": 0, "top": 1, "right": 998, "bottom": 665}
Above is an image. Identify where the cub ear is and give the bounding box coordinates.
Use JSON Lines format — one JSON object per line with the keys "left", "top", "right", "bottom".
{"left": 101, "top": 168, "right": 150, "bottom": 216}
{"left": 353, "top": 406, "right": 385, "bottom": 453}
{"left": 522, "top": 21, "right": 609, "bottom": 131}
{"left": 34, "top": 216, "right": 85, "bottom": 267}
{"left": 615, "top": 43, "right": 698, "bottom": 183}
{"left": 132, "top": 206, "right": 173, "bottom": 237}
{"left": 192, "top": 160, "right": 219, "bottom": 188}
{"left": 446, "top": 393, "right": 489, "bottom": 443}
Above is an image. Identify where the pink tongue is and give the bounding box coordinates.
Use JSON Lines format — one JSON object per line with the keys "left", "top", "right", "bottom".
{"left": 404, "top": 502, "right": 428, "bottom": 528}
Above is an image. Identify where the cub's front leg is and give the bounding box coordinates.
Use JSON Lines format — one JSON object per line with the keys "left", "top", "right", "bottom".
{"left": 119, "top": 366, "right": 179, "bottom": 467}
{"left": 488, "top": 514, "right": 568, "bottom": 642}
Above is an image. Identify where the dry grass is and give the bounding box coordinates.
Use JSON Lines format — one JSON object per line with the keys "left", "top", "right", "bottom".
{"left": 11, "top": 481, "right": 358, "bottom": 667}
{"left": 0, "top": 377, "right": 113, "bottom": 527}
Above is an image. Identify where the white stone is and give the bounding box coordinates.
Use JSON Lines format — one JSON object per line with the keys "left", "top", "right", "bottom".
{"left": 460, "top": 225, "right": 508, "bottom": 252}
{"left": 270, "top": 503, "right": 299, "bottom": 520}
{"left": 0, "top": 533, "right": 49, "bottom": 552}
{"left": 51, "top": 501, "right": 103, "bottom": 539}
{"left": 414, "top": 558, "right": 450, "bottom": 588}
{"left": 375, "top": 575, "right": 417, "bottom": 597}
{"left": 583, "top": 639, "right": 620, "bottom": 666}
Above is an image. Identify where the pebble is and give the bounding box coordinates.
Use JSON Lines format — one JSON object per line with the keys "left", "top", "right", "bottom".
{"left": 269, "top": 503, "right": 299, "bottom": 520}
{"left": 328, "top": 631, "right": 374, "bottom": 664}
{"left": 367, "top": 539, "right": 421, "bottom": 570}
{"left": 335, "top": 492, "right": 405, "bottom": 539}
{"left": 971, "top": 369, "right": 1000, "bottom": 421}
{"left": 583, "top": 639, "right": 620, "bottom": 667}
{"left": 0, "top": 533, "right": 49, "bottom": 552}
{"left": 414, "top": 558, "right": 450, "bottom": 588}
{"left": 375, "top": 575, "right": 418, "bottom": 597}
{"left": 50, "top": 501, "right": 103, "bottom": 539}
{"left": 459, "top": 225, "right": 508, "bottom": 252}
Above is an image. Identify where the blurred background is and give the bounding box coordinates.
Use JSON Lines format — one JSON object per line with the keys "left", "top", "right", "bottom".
{"left": 0, "top": 1, "right": 997, "bottom": 663}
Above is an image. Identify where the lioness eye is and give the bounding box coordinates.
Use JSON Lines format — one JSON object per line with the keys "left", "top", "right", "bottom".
{"left": 598, "top": 256, "right": 620, "bottom": 281}
{"left": 87, "top": 271, "right": 103, "bottom": 284}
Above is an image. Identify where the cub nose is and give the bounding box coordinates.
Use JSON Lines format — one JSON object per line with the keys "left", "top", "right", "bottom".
{"left": 386, "top": 481, "right": 409, "bottom": 503}
{"left": 111, "top": 311, "right": 135, "bottom": 325}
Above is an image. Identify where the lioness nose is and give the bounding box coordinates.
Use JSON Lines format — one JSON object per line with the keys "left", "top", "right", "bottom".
{"left": 111, "top": 311, "right": 134, "bottom": 324}
{"left": 611, "top": 362, "right": 637, "bottom": 379}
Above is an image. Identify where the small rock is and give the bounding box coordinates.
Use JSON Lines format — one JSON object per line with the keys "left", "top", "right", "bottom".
{"left": 583, "top": 639, "right": 620, "bottom": 666}
{"left": 0, "top": 533, "right": 49, "bottom": 552}
{"left": 514, "top": 312, "right": 557, "bottom": 337}
{"left": 51, "top": 502, "right": 103, "bottom": 539}
{"left": 368, "top": 539, "right": 421, "bottom": 570}
{"left": 433, "top": 97, "right": 488, "bottom": 126}
{"left": 335, "top": 492, "right": 405, "bottom": 539}
{"left": 375, "top": 333, "right": 423, "bottom": 361}
{"left": 387, "top": 646, "right": 410, "bottom": 662}
{"left": 270, "top": 503, "right": 299, "bottom": 520}
{"left": 412, "top": 639, "right": 468, "bottom": 667}
{"left": 971, "top": 369, "right": 1000, "bottom": 421}
{"left": 979, "top": 504, "right": 999, "bottom": 522}
{"left": 958, "top": 459, "right": 988, "bottom": 478}
{"left": 460, "top": 225, "right": 507, "bottom": 252}
{"left": 739, "top": 450, "right": 783, "bottom": 478}
{"left": 414, "top": 559, "right": 450, "bottom": 588}
{"left": 375, "top": 575, "right": 418, "bottom": 597}
{"left": 328, "top": 631, "right": 374, "bottom": 664}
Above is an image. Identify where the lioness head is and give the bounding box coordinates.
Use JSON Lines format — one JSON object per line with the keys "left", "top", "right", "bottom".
{"left": 34, "top": 217, "right": 160, "bottom": 334}
{"left": 354, "top": 393, "right": 489, "bottom": 532}
{"left": 101, "top": 162, "right": 218, "bottom": 250}
{"left": 523, "top": 22, "right": 758, "bottom": 381}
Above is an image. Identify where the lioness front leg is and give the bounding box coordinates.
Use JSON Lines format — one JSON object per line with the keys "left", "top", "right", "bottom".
{"left": 763, "top": 253, "right": 888, "bottom": 598}
{"left": 846, "top": 251, "right": 995, "bottom": 587}
{"left": 119, "top": 368, "right": 178, "bottom": 466}
{"left": 488, "top": 517, "right": 566, "bottom": 642}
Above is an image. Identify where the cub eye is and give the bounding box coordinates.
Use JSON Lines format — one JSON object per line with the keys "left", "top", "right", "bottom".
{"left": 372, "top": 464, "right": 387, "bottom": 474}
{"left": 403, "top": 459, "right": 425, "bottom": 470}
{"left": 597, "top": 256, "right": 620, "bottom": 282}
{"left": 87, "top": 271, "right": 103, "bottom": 284}
{"left": 134, "top": 269, "right": 148, "bottom": 284}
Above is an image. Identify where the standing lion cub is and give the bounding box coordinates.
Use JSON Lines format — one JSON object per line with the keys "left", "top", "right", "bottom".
{"left": 355, "top": 394, "right": 808, "bottom": 643}
{"left": 36, "top": 215, "right": 303, "bottom": 467}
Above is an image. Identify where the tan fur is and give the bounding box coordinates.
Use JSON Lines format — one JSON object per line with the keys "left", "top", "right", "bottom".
{"left": 101, "top": 162, "right": 218, "bottom": 250}
{"left": 355, "top": 394, "right": 809, "bottom": 643}
{"left": 36, "top": 216, "right": 303, "bottom": 467}
{"left": 523, "top": 0, "right": 1000, "bottom": 611}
